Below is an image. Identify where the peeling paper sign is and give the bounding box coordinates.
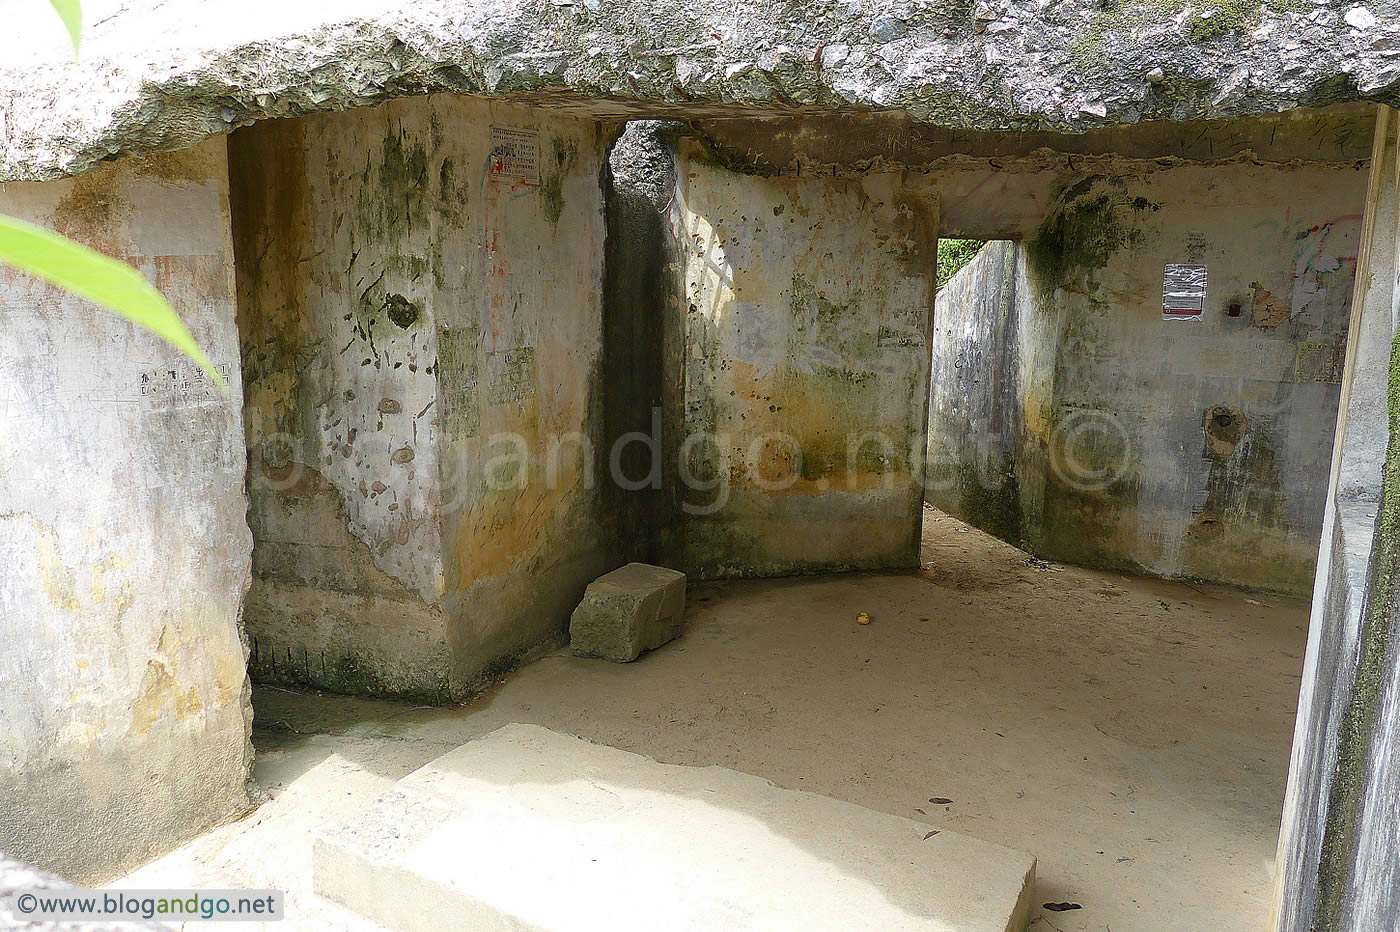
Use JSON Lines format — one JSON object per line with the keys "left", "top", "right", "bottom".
{"left": 488, "top": 126, "right": 540, "bottom": 186}
{"left": 1163, "top": 264, "right": 1207, "bottom": 320}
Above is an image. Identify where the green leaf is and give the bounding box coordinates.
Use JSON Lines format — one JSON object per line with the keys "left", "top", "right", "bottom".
{"left": 47, "top": 0, "right": 82, "bottom": 57}
{"left": 0, "top": 214, "right": 228, "bottom": 392}
{"left": 936, "top": 238, "right": 985, "bottom": 292}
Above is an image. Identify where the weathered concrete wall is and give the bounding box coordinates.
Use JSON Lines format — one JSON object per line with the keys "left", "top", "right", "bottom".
{"left": 926, "top": 241, "right": 1026, "bottom": 544}
{"left": 434, "top": 102, "right": 616, "bottom": 689}
{"left": 670, "top": 144, "right": 937, "bottom": 577}
{"left": 927, "top": 161, "right": 1366, "bottom": 597}
{"left": 0, "top": 138, "right": 253, "bottom": 882}
{"left": 233, "top": 95, "right": 615, "bottom": 699}
{"left": 232, "top": 108, "right": 451, "bottom": 700}
{"left": 1275, "top": 106, "right": 1400, "bottom": 932}
{"left": 1034, "top": 164, "right": 1362, "bottom": 596}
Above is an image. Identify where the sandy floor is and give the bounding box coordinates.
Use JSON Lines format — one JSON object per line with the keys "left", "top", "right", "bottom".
{"left": 124, "top": 506, "right": 1309, "bottom": 931}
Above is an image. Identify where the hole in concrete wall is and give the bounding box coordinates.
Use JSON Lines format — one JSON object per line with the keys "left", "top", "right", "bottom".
{"left": 1189, "top": 511, "right": 1225, "bottom": 539}
{"left": 384, "top": 293, "right": 420, "bottom": 328}
{"left": 1204, "top": 405, "right": 1248, "bottom": 457}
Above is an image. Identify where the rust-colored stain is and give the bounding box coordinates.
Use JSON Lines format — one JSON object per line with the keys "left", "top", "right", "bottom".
{"left": 447, "top": 377, "right": 593, "bottom": 588}
{"left": 453, "top": 478, "right": 574, "bottom": 588}
{"left": 151, "top": 254, "right": 227, "bottom": 299}
{"left": 135, "top": 147, "right": 214, "bottom": 185}
{"left": 50, "top": 169, "right": 129, "bottom": 258}
{"left": 1251, "top": 283, "right": 1291, "bottom": 327}
{"left": 451, "top": 406, "right": 581, "bottom": 588}
{"left": 719, "top": 359, "right": 912, "bottom": 496}
{"left": 24, "top": 518, "right": 83, "bottom": 613}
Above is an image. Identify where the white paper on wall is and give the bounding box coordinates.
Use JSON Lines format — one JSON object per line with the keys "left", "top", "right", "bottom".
{"left": 1162, "top": 263, "right": 1208, "bottom": 320}
{"left": 488, "top": 126, "right": 541, "bottom": 186}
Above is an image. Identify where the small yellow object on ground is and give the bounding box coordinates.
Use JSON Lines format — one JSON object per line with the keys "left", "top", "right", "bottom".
{"left": 857, "top": 611, "right": 871, "bottom": 625}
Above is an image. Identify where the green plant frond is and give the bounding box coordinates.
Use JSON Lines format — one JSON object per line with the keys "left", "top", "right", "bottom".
{"left": 47, "top": 0, "right": 82, "bottom": 57}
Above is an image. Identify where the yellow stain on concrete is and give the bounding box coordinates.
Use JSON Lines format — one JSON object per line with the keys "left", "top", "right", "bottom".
{"left": 32, "top": 523, "right": 80, "bottom": 613}
{"left": 128, "top": 654, "right": 205, "bottom": 737}
{"left": 454, "top": 460, "right": 581, "bottom": 589}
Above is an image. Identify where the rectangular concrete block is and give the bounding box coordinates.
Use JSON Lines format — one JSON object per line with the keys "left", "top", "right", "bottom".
{"left": 314, "top": 724, "right": 1036, "bottom": 932}
{"left": 569, "top": 562, "right": 686, "bottom": 661}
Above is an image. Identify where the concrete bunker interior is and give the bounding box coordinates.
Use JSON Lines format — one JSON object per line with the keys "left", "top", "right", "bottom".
{"left": 7, "top": 9, "right": 1400, "bottom": 927}
{"left": 232, "top": 102, "right": 1367, "bottom": 680}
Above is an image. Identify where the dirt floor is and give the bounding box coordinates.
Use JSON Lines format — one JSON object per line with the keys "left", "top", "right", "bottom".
{"left": 124, "top": 505, "right": 1310, "bottom": 930}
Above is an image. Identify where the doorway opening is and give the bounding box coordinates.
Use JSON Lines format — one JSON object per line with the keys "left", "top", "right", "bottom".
{"left": 917, "top": 159, "right": 1366, "bottom": 927}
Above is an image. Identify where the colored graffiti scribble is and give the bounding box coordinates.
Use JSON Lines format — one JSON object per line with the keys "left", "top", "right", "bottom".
{"left": 1289, "top": 216, "right": 1361, "bottom": 322}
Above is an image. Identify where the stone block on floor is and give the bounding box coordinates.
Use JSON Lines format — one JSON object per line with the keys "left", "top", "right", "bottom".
{"left": 568, "top": 562, "right": 686, "bottom": 662}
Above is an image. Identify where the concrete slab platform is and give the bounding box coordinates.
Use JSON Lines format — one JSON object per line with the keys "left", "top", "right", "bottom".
{"left": 314, "top": 724, "right": 1035, "bottom": 931}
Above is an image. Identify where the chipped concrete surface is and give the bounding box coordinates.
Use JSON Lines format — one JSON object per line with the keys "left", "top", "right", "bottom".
{"left": 0, "top": 137, "right": 254, "bottom": 882}
{"left": 234, "top": 94, "right": 617, "bottom": 699}
{"left": 3, "top": 0, "right": 1400, "bottom": 182}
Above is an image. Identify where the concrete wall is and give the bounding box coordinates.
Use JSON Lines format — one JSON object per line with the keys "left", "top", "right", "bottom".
{"left": 0, "top": 139, "right": 253, "bottom": 882}
{"left": 1275, "top": 106, "right": 1400, "bottom": 932}
{"left": 927, "top": 161, "right": 1366, "bottom": 596}
{"left": 233, "top": 95, "right": 616, "bottom": 700}
{"left": 669, "top": 145, "right": 938, "bottom": 577}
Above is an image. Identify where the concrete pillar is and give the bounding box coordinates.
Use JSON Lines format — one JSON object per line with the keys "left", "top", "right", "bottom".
{"left": 668, "top": 143, "right": 939, "bottom": 577}
{"left": 1275, "top": 105, "right": 1400, "bottom": 931}
{"left": 0, "top": 138, "right": 254, "bottom": 882}
{"left": 232, "top": 96, "right": 619, "bottom": 700}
